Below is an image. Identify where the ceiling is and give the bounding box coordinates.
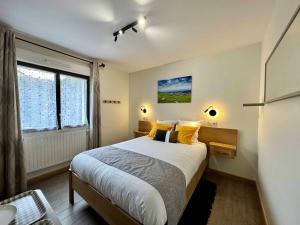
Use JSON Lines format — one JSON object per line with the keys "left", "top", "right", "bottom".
{"left": 0, "top": 0, "right": 274, "bottom": 73}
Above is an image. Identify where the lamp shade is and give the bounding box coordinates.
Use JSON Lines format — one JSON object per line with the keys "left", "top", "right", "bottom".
{"left": 140, "top": 106, "right": 147, "bottom": 114}
{"left": 204, "top": 106, "right": 217, "bottom": 117}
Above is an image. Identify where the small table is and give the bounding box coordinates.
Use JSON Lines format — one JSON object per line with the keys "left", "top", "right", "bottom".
{"left": 1, "top": 189, "right": 61, "bottom": 225}
{"left": 35, "top": 190, "right": 62, "bottom": 225}
{"left": 133, "top": 130, "right": 149, "bottom": 138}
{"left": 209, "top": 142, "right": 237, "bottom": 158}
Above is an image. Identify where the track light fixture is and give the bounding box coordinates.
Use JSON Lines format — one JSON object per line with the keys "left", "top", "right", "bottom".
{"left": 113, "top": 16, "right": 146, "bottom": 42}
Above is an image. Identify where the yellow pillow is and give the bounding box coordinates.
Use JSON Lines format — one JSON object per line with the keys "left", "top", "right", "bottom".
{"left": 175, "top": 125, "right": 198, "bottom": 145}
{"left": 148, "top": 123, "right": 173, "bottom": 138}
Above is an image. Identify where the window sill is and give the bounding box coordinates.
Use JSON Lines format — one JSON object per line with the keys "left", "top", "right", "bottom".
{"left": 22, "top": 126, "right": 89, "bottom": 138}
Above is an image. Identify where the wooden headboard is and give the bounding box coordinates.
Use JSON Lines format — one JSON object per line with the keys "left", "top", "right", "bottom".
{"left": 137, "top": 120, "right": 237, "bottom": 146}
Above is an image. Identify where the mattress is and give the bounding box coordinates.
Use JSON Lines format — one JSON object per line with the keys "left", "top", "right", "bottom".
{"left": 71, "top": 136, "right": 207, "bottom": 225}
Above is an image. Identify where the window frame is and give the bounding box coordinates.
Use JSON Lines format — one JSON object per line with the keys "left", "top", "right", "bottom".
{"left": 17, "top": 61, "right": 90, "bottom": 132}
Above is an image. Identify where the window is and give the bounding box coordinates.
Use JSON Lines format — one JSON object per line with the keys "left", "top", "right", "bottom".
{"left": 18, "top": 66, "right": 57, "bottom": 131}
{"left": 60, "top": 75, "right": 88, "bottom": 128}
{"left": 17, "top": 62, "right": 89, "bottom": 132}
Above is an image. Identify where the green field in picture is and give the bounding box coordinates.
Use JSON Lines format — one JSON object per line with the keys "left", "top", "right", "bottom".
{"left": 158, "top": 92, "right": 191, "bottom": 103}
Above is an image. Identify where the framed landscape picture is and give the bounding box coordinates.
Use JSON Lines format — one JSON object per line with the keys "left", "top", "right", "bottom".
{"left": 157, "top": 75, "right": 192, "bottom": 103}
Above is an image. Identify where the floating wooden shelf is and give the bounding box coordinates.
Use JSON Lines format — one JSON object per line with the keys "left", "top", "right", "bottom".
{"left": 133, "top": 130, "right": 149, "bottom": 138}
{"left": 209, "top": 141, "right": 237, "bottom": 158}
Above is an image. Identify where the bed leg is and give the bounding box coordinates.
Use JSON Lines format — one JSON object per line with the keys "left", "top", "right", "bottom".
{"left": 69, "top": 170, "right": 74, "bottom": 205}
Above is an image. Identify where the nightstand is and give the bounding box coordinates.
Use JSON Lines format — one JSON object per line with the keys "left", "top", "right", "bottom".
{"left": 134, "top": 130, "right": 149, "bottom": 138}
{"left": 209, "top": 141, "right": 237, "bottom": 158}
{"left": 134, "top": 120, "right": 152, "bottom": 138}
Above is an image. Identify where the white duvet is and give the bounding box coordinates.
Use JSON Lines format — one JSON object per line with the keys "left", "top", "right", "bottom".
{"left": 71, "top": 136, "right": 207, "bottom": 225}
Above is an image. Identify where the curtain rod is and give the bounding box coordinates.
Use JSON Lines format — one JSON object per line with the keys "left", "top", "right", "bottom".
{"left": 15, "top": 37, "right": 105, "bottom": 67}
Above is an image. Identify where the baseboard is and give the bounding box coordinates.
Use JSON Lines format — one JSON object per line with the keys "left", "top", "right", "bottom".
{"left": 256, "top": 181, "right": 271, "bottom": 225}
{"left": 28, "top": 164, "right": 69, "bottom": 186}
{"left": 206, "top": 168, "right": 256, "bottom": 185}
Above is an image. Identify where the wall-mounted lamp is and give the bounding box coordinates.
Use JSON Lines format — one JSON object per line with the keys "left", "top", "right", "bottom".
{"left": 140, "top": 105, "right": 148, "bottom": 121}
{"left": 204, "top": 106, "right": 217, "bottom": 117}
{"left": 140, "top": 106, "right": 147, "bottom": 114}
{"left": 113, "top": 16, "right": 147, "bottom": 42}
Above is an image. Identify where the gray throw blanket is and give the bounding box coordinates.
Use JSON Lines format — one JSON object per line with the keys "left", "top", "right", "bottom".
{"left": 84, "top": 146, "right": 186, "bottom": 225}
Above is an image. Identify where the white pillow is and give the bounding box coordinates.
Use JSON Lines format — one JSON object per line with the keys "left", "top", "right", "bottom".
{"left": 157, "top": 120, "right": 178, "bottom": 125}
{"left": 178, "top": 120, "right": 203, "bottom": 143}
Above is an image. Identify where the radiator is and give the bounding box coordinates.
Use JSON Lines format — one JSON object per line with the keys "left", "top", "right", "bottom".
{"left": 23, "top": 128, "right": 88, "bottom": 173}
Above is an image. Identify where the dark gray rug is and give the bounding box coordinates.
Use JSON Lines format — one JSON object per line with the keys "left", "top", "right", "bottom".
{"left": 178, "top": 179, "right": 217, "bottom": 225}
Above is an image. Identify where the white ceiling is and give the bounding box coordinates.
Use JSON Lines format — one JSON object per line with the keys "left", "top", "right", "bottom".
{"left": 0, "top": 0, "right": 274, "bottom": 72}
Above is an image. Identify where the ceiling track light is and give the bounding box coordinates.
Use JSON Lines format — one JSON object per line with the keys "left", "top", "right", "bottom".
{"left": 113, "top": 16, "right": 146, "bottom": 42}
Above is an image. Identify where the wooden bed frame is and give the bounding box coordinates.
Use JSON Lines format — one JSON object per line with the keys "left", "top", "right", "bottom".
{"left": 69, "top": 124, "right": 237, "bottom": 225}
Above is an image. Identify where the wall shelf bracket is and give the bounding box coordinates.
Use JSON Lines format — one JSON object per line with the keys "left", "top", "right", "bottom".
{"left": 243, "top": 103, "right": 265, "bottom": 107}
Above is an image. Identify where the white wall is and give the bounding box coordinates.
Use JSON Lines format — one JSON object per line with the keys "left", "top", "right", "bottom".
{"left": 258, "top": 1, "right": 300, "bottom": 225}
{"left": 16, "top": 39, "right": 91, "bottom": 76}
{"left": 129, "top": 44, "right": 261, "bottom": 180}
{"left": 100, "top": 65, "right": 130, "bottom": 146}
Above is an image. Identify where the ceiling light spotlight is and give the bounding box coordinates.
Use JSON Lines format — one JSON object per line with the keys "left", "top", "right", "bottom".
{"left": 118, "top": 30, "right": 123, "bottom": 35}
{"left": 132, "top": 27, "right": 138, "bottom": 33}
{"left": 138, "top": 16, "right": 146, "bottom": 27}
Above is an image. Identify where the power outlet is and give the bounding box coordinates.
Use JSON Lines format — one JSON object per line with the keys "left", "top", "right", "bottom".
{"left": 207, "top": 121, "right": 218, "bottom": 127}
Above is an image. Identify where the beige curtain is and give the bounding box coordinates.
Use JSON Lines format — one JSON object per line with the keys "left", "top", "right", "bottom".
{"left": 0, "top": 25, "right": 27, "bottom": 200}
{"left": 88, "top": 60, "right": 101, "bottom": 149}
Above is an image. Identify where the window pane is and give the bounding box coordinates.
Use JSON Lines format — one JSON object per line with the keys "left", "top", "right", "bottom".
{"left": 60, "top": 75, "right": 88, "bottom": 128}
{"left": 17, "top": 65, "right": 57, "bottom": 131}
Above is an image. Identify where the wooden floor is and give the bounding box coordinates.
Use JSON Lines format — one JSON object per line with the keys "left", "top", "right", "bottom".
{"left": 206, "top": 173, "right": 264, "bottom": 225}
{"left": 29, "top": 172, "right": 264, "bottom": 225}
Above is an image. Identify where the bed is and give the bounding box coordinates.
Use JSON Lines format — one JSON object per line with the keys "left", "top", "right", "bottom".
{"left": 69, "top": 125, "right": 237, "bottom": 225}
